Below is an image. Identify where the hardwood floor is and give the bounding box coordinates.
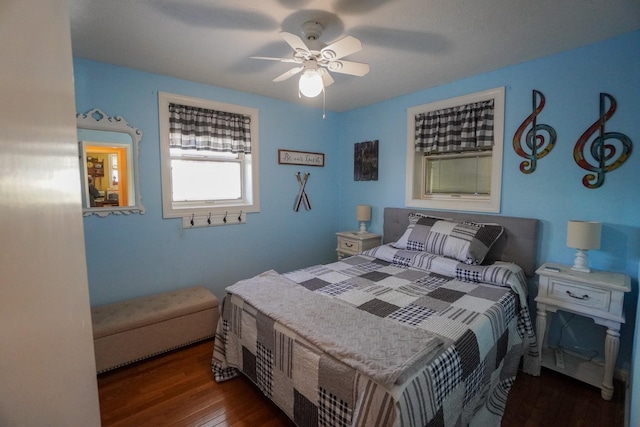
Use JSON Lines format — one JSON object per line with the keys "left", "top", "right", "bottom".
{"left": 98, "top": 340, "right": 625, "bottom": 427}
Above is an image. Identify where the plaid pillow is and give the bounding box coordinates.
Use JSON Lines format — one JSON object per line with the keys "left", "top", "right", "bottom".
{"left": 424, "top": 220, "right": 504, "bottom": 265}
{"left": 392, "top": 213, "right": 449, "bottom": 251}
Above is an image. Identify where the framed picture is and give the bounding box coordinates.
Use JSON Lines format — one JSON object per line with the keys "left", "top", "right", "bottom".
{"left": 354, "top": 140, "right": 379, "bottom": 181}
{"left": 278, "top": 149, "right": 325, "bottom": 167}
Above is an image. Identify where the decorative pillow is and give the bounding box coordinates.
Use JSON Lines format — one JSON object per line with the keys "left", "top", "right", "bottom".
{"left": 424, "top": 220, "right": 504, "bottom": 265}
{"left": 392, "top": 213, "right": 450, "bottom": 251}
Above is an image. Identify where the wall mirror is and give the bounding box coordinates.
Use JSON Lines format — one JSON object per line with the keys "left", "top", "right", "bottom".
{"left": 77, "top": 109, "right": 144, "bottom": 216}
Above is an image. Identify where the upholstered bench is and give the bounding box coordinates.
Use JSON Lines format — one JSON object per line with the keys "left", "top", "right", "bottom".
{"left": 91, "top": 286, "right": 219, "bottom": 373}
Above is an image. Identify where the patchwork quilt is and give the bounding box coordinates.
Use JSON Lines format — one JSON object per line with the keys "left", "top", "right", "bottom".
{"left": 212, "top": 246, "right": 539, "bottom": 427}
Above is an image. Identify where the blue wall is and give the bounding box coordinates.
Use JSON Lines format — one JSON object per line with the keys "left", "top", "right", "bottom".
{"left": 337, "top": 31, "right": 639, "bottom": 374}
{"left": 76, "top": 30, "right": 639, "bottom": 406}
{"left": 632, "top": 262, "right": 640, "bottom": 427}
{"left": 75, "top": 58, "right": 342, "bottom": 307}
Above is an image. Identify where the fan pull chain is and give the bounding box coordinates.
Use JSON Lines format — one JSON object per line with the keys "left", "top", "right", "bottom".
{"left": 322, "top": 87, "right": 326, "bottom": 119}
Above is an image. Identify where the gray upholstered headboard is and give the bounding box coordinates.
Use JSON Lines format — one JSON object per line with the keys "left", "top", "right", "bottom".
{"left": 383, "top": 208, "right": 539, "bottom": 277}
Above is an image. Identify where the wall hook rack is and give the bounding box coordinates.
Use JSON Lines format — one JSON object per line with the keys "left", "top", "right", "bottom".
{"left": 181, "top": 210, "right": 247, "bottom": 228}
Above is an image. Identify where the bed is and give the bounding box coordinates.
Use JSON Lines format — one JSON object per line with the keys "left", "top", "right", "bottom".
{"left": 212, "top": 207, "right": 540, "bottom": 427}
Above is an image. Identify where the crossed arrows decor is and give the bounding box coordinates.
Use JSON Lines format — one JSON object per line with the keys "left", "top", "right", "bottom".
{"left": 294, "top": 172, "right": 311, "bottom": 212}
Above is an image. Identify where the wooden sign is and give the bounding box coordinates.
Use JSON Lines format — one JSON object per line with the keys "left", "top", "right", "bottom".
{"left": 278, "top": 149, "right": 325, "bottom": 167}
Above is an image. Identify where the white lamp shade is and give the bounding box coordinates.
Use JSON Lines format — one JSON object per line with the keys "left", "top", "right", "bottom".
{"left": 299, "top": 70, "right": 323, "bottom": 98}
{"left": 566, "top": 220, "right": 601, "bottom": 250}
{"left": 356, "top": 205, "right": 371, "bottom": 222}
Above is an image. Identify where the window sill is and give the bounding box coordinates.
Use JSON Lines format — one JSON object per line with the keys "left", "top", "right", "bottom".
{"left": 405, "top": 195, "right": 500, "bottom": 213}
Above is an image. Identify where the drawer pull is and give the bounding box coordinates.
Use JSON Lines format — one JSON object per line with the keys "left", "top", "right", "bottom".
{"left": 566, "top": 290, "right": 589, "bottom": 300}
{"left": 345, "top": 243, "right": 353, "bottom": 248}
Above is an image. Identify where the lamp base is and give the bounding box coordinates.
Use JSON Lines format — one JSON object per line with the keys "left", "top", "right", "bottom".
{"left": 571, "top": 249, "right": 591, "bottom": 273}
{"left": 359, "top": 222, "right": 367, "bottom": 234}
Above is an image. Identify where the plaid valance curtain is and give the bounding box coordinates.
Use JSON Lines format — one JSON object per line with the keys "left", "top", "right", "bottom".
{"left": 415, "top": 99, "right": 494, "bottom": 154}
{"left": 169, "top": 103, "right": 251, "bottom": 154}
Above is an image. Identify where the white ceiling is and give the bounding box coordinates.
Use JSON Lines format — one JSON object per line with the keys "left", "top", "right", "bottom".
{"left": 70, "top": 0, "right": 640, "bottom": 112}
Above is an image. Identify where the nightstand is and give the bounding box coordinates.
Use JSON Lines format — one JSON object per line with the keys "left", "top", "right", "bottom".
{"left": 335, "top": 231, "right": 382, "bottom": 260}
{"left": 535, "top": 262, "right": 630, "bottom": 400}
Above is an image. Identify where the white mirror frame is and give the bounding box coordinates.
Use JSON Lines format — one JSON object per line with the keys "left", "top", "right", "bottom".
{"left": 77, "top": 109, "right": 145, "bottom": 217}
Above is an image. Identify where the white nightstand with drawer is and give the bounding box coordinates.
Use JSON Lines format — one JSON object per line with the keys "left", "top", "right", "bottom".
{"left": 335, "top": 231, "right": 381, "bottom": 260}
{"left": 535, "top": 262, "right": 630, "bottom": 400}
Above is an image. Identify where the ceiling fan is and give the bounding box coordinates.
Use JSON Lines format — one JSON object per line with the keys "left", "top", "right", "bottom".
{"left": 251, "top": 21, "right": 370, "bottom": 98}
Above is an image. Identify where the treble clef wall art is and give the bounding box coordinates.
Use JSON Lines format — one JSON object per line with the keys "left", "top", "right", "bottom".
{"left": 512, "top": 90, "right": 557, "bottom": 173}
{"left": 574, "top": 93, "right": 632, "bottom": 189}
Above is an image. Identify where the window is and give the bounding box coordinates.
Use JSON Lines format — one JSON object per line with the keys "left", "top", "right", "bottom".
{"left": 406, "top": 87, "right": 504, "bottom": 213}
{"left": 158, "top": 92, "right": 259, "bottom": 218}
{"left": 170, "top": 150, "right": 242, "bottom": 201}
{"left": 424, "top": 151, "right": 492, "bottom": 195}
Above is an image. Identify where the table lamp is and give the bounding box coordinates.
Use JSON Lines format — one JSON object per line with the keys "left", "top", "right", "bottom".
{"left": 356, "top": 205, "right": 371, "bottom": 233}
{"left": 566, "top": 220, "right": 601, "bottom": 273}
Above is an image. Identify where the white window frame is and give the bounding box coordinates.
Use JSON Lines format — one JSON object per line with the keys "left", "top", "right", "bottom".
{"left": 405, "top": 87, "right": 504, "bottom": 213}
{"left": 158, "top": 92, "right": 260, "bottom": 219}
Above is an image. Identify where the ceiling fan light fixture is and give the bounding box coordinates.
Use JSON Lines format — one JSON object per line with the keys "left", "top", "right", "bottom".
{"left": 299, "top": 69, "right": 324, "bottom": 98}
{"left": 254, "top": 25, "right": 369, "bottom": 103}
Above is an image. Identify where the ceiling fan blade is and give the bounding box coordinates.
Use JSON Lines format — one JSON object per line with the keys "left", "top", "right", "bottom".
{"left": 280, "top": 32, "right": 311, "bottom": 56}
{"left": 326, "top": 60, "right": 370, "bottom": 76}
{"left": 250, "top": 56, "right": 299, "bottom": 63}
{"left": 320, "top": 35, "right": 362, "bottom": 61}
{"left": 321, "top": 70, "right": 334, "bottom": 88}
{"left": 273, "top": 66, "right": 304, "bottom": 82}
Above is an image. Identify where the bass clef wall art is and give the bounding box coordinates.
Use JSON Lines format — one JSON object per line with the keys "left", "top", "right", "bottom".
{"left": 513, "top": 90, "right": 557, "bottom": 173}
{"left": 574, "top": 93, "right": 632, "bottom": 189}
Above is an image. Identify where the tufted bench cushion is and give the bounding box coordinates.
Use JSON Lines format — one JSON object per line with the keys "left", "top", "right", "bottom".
{"left": 91, "top": 286, "right": 218, "bottom": 373}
